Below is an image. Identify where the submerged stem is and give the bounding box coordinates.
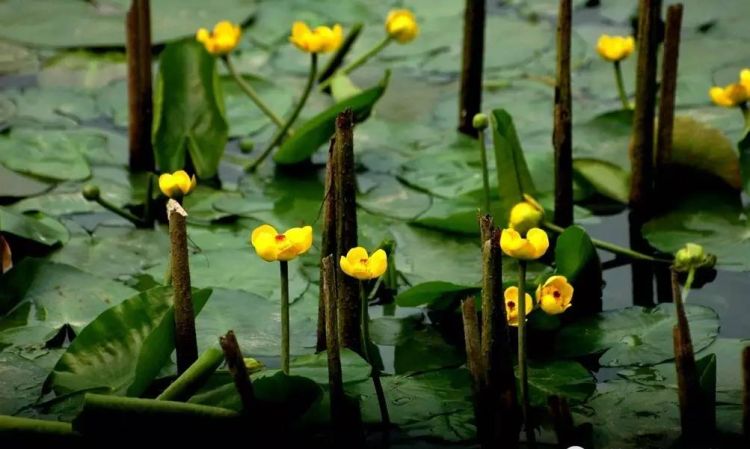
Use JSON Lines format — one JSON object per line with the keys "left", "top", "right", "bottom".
{"left": 613, "top": 61, "right": 630, "bottom": 110}
{"left": 280, "top": 260, "right": 290, "bottom": 374}
{"left": 223, "top": 55, "right": 287, "bottom": 130}
{"left": 246, "top": 53, "right": 318, "bottom": 172}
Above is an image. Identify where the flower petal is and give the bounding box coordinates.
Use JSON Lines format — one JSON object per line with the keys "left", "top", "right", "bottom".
{"left": 251, "top": 224, "right": 278, "bottom": 247}
{"left": 367, "top": 249, "right": 388, "bottom": 279}
{"left": 344, "top": 247, "right": 369, "bottom": 265}
{"left": 285, "top": 225, "right": 313, "bottom": 255}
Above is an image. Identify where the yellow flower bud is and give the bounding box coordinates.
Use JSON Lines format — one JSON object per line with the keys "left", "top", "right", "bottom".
{"left": 499, "top": 227, "right": 549, "bottom": 261}
{"left": 504, "top": 286, "right": 534, "bottom": 327}
{"left": 740, "top": 68, "right": 750, "bottom": 92}
{"left": 196, "top": 20, "right": 242, "bottom": 55}
{"left": 509, "top": 194, "right": 544, "bottom": 235}
{"left": 289, "top": 21, "right": 343, "bottom": 53}
{"left": 472, "top": 113, "right": 488, "bottom": 130}
{"left": 535, "top": 275, "right": 574, "bottom": 315}
{"left": 709, "top": 82, "right": 749, "bottom": 108}
{"left": 250, "top": 224, "right": 313, "bottom": 262}
{"left": 158, "top": 170, "right": 197, "bottom": 200}
{"left": 596, "top": 35, "right": 635, "bottom": 62}
{"left": 674, "top": 243, "right": 716, "bottom": 272}
{"left": 385, "top": 9, "right": 419, "bottom": 44}
{"left": 339, "top": 247, "right": 388, "bottom": 280}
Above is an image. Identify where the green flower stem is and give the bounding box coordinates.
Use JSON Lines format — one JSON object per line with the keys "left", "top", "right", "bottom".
{"left": 613, "top": 60, "right": 630, "bottom": 110}
{"left": 359, "top": 280, "right": 391, "bottom": 429}
{"left": 477, "top": 128, "right": 492, "bottom": 213}
{"left": 543, "top": 221, "right": 672, "bottom": 263}
{"left": 94, "top": 196, "right": 147, "bottom": 228}
{"left": 156, "top": 347, "right": 224, "bottom": 401}
{"left": 740, "top": 102, "right": 750, "bottom": 131}
{"left": 0, "top": 415, "right": 79, "bottom": 440}
{"left": 245, "top": 53, "right": 318, "bottom": 172}
{"left": 280, "top": 260, "right": 290, "bottom": 374}
{"left": 318, "top": 36, "right": 392, "bottom": 90}
{"left": 222, "top": 55, "right": 287, "bottom": 131}
{"left": 517, "top": 260, "right": 535, "bottom": 446}
{"left": 682, "top": 267, "right": 695, "bottom": 302}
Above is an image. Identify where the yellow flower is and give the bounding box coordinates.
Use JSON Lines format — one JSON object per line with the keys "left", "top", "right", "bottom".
{"left": 509, "top": 194, "right": 545, "bottom": 235}
{"left": 250, "top": 224, "right": 313, "bottom": 262}
{"left": 709, "top": 83, "right": 749, "bottom": 107}
{"left": 536, "top": 275, "right": 573, "bottom": 315}
{"left": 385, "top": 9, "right": 419, "bottom": 44}
{"left": 339, "top": 247, "right": 387, "bottom": 280}
{"left": 596, "top": 35, "right": 635, "bottom": 62}
{"left": 158, "top": 170, "right": 196, "bottom": 199}
{"left": 740, "top": 68, "right": 750, "bottom": 91}
{"left": 289, "top": 21, "right": 343, "bottom": 53}
{"left": 504, "top": 286, "right": 534, "bottom": 327}
{"left": 196, "top": 21, "right": 242, "bottom": 55}
{"left": 499, "top": 228, "right": 549, "bottom": 261}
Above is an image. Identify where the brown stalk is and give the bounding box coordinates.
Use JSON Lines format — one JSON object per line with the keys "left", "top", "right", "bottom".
{"left": 553, "top": 0, "right": 573, "bottom": 227}
{"left": 219, "top": 330, "right": 256, "bottom": 413}
{"left": 126, "top": 0, "right": 154, "bottom": 172}
{"left": 458, "top": 0, "right": 486, "bottom": 136}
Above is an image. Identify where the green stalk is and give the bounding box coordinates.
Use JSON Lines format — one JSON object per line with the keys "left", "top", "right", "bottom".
{"left": 222, "top": 55, "right": 287, "bottom": 131}
{"left": 682, "top": 267, "right": 695, "bottom": 302}
{"left": 318, "top": 36, "right": 392, "bottom": 90}
{"left": 477, "top": 128, "right": 491, "bottom": 213}
{"left": 359, "top": 281, "right": 391, "bottom": 430}
{"left": 517, "top": 260, "right": 534, "bottom": 446}
{"left": 246, "top": 53, "right": 318, "bottom": 172}
{"left": 0, "top": 415, "right": 79, "bottom": 440}
{"left": 280, "top": 260, "right": 290, "bottom": 374}
{"left": 95, "top": 196, "right": 147, "bottom": 227}
{"left": 613, "top": 60, "right": 630, "bottom": 110}
{"left": 156, "top": 347, "right": 224, "bottom": 401}
{"left": 543, "top": 221, "right": 671, "bottom": 263}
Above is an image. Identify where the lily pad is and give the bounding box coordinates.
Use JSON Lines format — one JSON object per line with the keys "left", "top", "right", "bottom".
{"left": 0, "top": 259, "right": 137, "bottom": 347}
{"left": 289, "top": 349, "right": 371, "bottom": 384}
{"left": 0, "top": 207, "right": 68, "bottom": 248}
{"left": 556, "top": 303, "right": 720, "bottom": 366}
{"left": 0, "top": 128, "right": 94, "bottom": 181}
{"left": 0, "top": 0, "right": 257, "bottom": 48}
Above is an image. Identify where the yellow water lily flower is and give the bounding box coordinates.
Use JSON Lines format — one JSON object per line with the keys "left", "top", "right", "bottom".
{"left": 158, "top": 170, "right": 196, "bottom": 199}
{"left": 596, "top": 35, "right": 635, "bottom": 62}
{"left": 196, "top": 21, "right": 242, "bottom": 55}
{"left": 250, "top": 224, "right": 313, "bottom": 262}
{"left": 500, "top": 228, "right": 549, "bottom": 260}
{"left": 289, "top": 21, "right": 343, "bottom": 53}
{"left": 385, "top": 9, "right": 419, "bottom": 44}
{"left": 740, "top": 68, "right": 750, "bottom": 91}
{"left": 709, "top": 82, "right": 749, "bottom": 107}
{"left": 504, "top": 286, "right": 534, "bottom": 327}
{"left": 339, "top": 247, "right": 387, "bottom": 280}
{"left": 509, "top": 194, "right": 545, "bottom": 235}
{"left": 536, "top": 275, "right": 574, "bottom": 315}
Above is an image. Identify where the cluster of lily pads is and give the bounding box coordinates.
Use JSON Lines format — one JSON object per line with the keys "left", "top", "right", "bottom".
{"left": 1, "top": 0, "right": 750, "bottom": 448}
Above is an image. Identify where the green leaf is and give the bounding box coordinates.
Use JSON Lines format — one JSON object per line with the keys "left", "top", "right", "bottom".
{"left": 411, "top": 196, "right": 483, "bottom": 235}
{"left": 572, "top": 158, "right": 630, "bottom": 204}
{"left": 357, "top": 173, "right": 431, "bottom": 221}
{"left": 0, "top": 128, "right": 93, "bottom": 181}
{"left": 642, "top": 191, "right": 750, "bottom": 271}
{"left": 330, "top": 74, "right": 361, "bottom": 102}
{"left": 347, "top": 369, "right": 474, "bottom": 442}
{"left": 45, "top": 286, "right": 212, "bottom": 396}
{"left": 221, "top": 75, "right": 294, "bottom": 138}
{"left": 0, "top": 165, "right": 51, "bottom": 199}
{"left": 0, "top": 207, "right": 68, "bottom": 247}
{"left": 0, "top": 351, "right": 50, "bottom": 415}
{"left": 556, "top": 304, "right": 719, "bottom": 366}
{"left": 5, "top": 87, "right": 98, "bottom": 127}
{"left": 0, "top": 259, "right": 137, "bottom": 347}
{"left": 490, "top": 109, "right": 536, "bottom": 221}
{"left": 273, "top": 70, "right": 390, "bottom": 165}
{"left": 0, "top": 0, "right": 257, "bottom": 48}
{"left": 289, "top": 349, "right": 371, "bottom": 384}
{"left": 153, "top": 40, "right": 228, "bottom": 178}
{"left": 554, "top": 225, "right": 602, "bottom": 315}
{"left": 396, "top": 281, "right": 479, "bottom": 308}
{"left": 521, "top": 360, "right": 596, "bottom": 407}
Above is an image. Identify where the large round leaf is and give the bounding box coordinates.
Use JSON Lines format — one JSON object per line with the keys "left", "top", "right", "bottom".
{"left": 556, "top": 303, "right": 720, "bottom": 366}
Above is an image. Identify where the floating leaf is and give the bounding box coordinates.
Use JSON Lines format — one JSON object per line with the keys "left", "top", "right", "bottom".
{"left": 573, "top": 158, "right": 630, "bottom": 204}
{"left": 289, "top": 349, "right": 371, "bottom": 384}
{"left": 522, "top": 360, "right": 596, "bottom": 407}
{"left": 556, "top": 304, "right": 719, "bottom": 366}
{"left": 0, "top": 207, "right": 68, "bottom": 248}
{"left": 396, "top": 281, "right": 479, "bottom": 308}
{"left": 554, "top": 225, "right": 602, "bottom": 315}
{"left": 0, "top": 128, "right": 93, "bottom": 181}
